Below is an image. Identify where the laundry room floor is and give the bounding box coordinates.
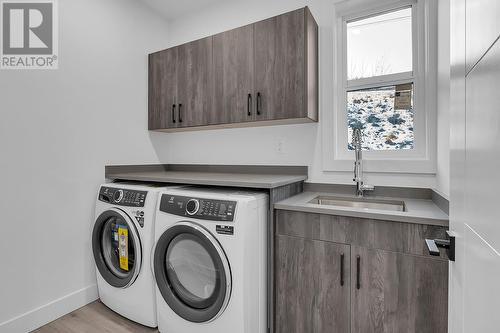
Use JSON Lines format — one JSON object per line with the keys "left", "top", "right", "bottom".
{"left": 32, "top": 301, "right": 158, "bottom": 333}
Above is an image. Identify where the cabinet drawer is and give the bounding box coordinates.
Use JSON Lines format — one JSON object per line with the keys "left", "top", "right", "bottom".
{"left": 275, "top": 210, "right": 448, "bottom": 259}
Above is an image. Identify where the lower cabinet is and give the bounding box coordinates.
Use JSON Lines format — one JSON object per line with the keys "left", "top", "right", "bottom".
{"left": 274, "top": 210, "right": 449, "bottom": 333}
{"left": 351, "top": 246, "right": 448, "bottom": 333}
{"left": 275, "top": 235, "right": 350, "bottom": 333}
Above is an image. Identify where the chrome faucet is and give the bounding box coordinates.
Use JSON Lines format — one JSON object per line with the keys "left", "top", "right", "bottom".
{"left": 352, "top": 128, "right": 374, "bottom": 197}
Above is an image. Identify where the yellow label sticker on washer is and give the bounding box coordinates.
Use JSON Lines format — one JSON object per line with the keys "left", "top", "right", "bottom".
{"left": 118, "top": 226, "right": 129, "bottom": 271}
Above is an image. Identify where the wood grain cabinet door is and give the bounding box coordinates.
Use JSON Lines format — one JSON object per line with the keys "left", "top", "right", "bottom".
{"left": 176, "top": 37, "right": 214, "bottom": 128}
{"left": 148, "top": 48, "right": 178, "bottom": 130}
{"left": 254, "top": 8, "right": 306, "bottom": 121}
{"left": 275, "top": 235, "right": 350, "bottom": 333}
{"left": 351, "top": 246, "right": 448, "bottom": 333}
{"left": 212, "top": 24, "right": 255, "bottom": 124}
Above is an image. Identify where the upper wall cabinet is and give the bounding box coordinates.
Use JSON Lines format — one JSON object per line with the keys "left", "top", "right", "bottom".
{"left": 176, "top": 37, "right": 214, "bottom": 128}
{"left": 149, "top": 47, "right": 177, "bottom": 130}
{"left": 148, "top": 7, "right": 318, "bottom": 132}
{"left": 149, "top": 37, "right": 213, "bottom": 130}
{"left": 254, "top": 8, "right": 316, "bottom": 122}
{"left": 212, "top": 23, "right": 255, "bottom": 124}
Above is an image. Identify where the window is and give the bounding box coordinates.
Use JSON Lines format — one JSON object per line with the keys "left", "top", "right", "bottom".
{"left": 325, "top": 0, "right": 437, "bottom": 174}
{"left": 346, "top": 7, "right": 414, "bottom": 151}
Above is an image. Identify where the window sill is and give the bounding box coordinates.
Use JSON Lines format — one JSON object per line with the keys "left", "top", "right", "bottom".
{"left": 322, "top": 156, "right": 436, "bottom": 174}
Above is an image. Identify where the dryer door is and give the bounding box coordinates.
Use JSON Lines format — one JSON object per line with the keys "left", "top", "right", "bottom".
{"left": 154, "top": 221, "right": 232, "bottom": 323}
{"left": 92, "top": 208, "right": 142, "bottom": 288}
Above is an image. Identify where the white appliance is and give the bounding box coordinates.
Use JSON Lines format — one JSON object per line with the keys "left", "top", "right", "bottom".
{"left": 92, "top": 183, "right": 168, "bottom": 327}
{"left": 153, "top": 187, "right": 268, "bottom": 333}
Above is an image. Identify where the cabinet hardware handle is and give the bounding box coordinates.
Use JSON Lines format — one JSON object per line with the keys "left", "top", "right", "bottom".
{"left": 178, "top": 103, "right": 183, "bottom": 123}
{"left": 340, "top": 253, "right": 345, "bottom": 286}
{"left": 247, "top": 93, "right": 252, "bottom": 116}
{"left": 356, "top": 255, "right": 361, "bottom": 290}
{"left": 257, "top": 92, "right": 262, "bottom": 115}
{"left": 172, "top": 104, "right": 176, "bottom": 123}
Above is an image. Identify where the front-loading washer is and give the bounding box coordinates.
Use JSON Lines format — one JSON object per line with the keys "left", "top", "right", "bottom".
{"left": 153, "top": 187, "right": 268, "bottom": 333}
{"left": 92, "top": 182, "right": 169, "bottom": 327}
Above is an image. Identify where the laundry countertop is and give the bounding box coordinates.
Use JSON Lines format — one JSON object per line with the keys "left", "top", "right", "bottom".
{"left": 105, "top": 164, "right": 308, "bottom": 189}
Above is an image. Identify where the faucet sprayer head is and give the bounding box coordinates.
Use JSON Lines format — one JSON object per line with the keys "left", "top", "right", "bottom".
{"left": 352, "top": 128, "right": 363, "bottom": 149}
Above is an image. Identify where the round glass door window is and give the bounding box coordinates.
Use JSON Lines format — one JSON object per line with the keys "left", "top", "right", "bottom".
{"left": 154, "top": 222, "right": 231, "bottom": 323}
{"left": 101, "top": 217, "right": 136, "bottom": 278}
{"left": 166, "top": 234, "right": 217, "bottom": 307}
{"left": 92, "top": 209, "right": 141, "bottom": 288}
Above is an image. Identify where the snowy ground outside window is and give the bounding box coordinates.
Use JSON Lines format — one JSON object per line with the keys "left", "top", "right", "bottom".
{"left": 347, "top": 85, "right": 414, "bottom": 151}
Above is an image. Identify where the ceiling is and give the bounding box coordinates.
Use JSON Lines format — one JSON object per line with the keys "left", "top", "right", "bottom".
{"left": 138, "top": 0, "right": 227, "bottom": 20}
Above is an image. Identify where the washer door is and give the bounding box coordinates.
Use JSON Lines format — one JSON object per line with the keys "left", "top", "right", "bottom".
{"left": 92, "top": 208, "right": 142, "bottom": 288}
{"left": 154, "top": 221, "right": 231, "bottom": 323}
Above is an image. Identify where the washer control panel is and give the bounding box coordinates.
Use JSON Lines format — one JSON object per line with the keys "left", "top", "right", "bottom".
{"left": 99, "top": 186, "right": 147, "bottom": 207}
{"left": 160, "top": 194, "right": 236, "bottom": 222}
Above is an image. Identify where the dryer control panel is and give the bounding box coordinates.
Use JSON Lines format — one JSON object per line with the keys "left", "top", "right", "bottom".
{"left": 99, "top": 186, "right": 147, "bottom": 207}
{"left": 160, "top": 194, "right": 236, "bottom": 222}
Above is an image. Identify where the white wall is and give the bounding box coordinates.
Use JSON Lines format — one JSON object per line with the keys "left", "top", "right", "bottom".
{"left": 436, "top": 0, "right": 451, "bottom": 197}
{"left": 0, "top": 1, "right": 169, "bottom": 331}
{"left": 161, "top": 0, "right": 448, "bottom": 189}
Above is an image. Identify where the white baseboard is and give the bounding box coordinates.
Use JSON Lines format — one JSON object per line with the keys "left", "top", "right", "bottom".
{"left": 0, "top": 284, "right": 99, "bottom": 333}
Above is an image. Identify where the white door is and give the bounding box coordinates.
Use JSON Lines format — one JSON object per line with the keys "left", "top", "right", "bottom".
{"left": 449, "top": 0, "right": 500, "bottom": 332}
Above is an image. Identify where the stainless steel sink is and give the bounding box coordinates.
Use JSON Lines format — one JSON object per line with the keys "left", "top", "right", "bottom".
{"left": 308, "top": 195, "right": 406, "bottom": 212}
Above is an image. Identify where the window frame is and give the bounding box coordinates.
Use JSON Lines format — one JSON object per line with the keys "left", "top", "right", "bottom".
{"left": 324, "top": 0, "right": 437, "bottom": 174}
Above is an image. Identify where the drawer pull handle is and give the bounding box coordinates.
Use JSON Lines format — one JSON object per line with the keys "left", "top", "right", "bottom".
{"left": 247, "top": 93, "right": 252, "bottom": 116}
{"left": 256, "top": 92, "right": 262, "bottom": 115}
{"left": 340, "top": 253, "right": 345, "bottom": 286}
{"left": 178, "top": 103, "right": 183, "bottom": 123}
{"left": 356, "top": 255, "right": 361, "bottom": 290}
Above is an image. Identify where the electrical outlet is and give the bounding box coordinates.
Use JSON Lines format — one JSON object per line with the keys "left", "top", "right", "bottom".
{"left": 276, "top": 139, "right": 285, "bottom": 154}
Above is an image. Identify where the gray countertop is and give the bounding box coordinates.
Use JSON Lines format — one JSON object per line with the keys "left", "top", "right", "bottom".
{"left": 107, "top": 170, "right": 307, "bottom": 189}
{"left": 274, "top": 191, "right": 449, "bottom": 226}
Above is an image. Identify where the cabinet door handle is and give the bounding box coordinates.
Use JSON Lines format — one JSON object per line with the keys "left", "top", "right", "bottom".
{"left": 247, "top": 93, "right": 252, "bottom": 116}
{"left": 256, "top": 92, "right": 262, "bottom": 115}
{"left": 178, "top": 103, "right": 183, "bottom": 123}
{"left": 172, "top": 104, "right": 176, "bottom": 123}
{"left": 340, "top": 253, "right": 345, "bottom": 286}
{"left": 356, "top": 255, "right": 361, "bottom": 290}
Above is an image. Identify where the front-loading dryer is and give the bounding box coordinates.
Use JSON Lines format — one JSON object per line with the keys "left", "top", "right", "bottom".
{"left": 92, "top": 183, "right": 168, "bottom": 327}
{"left": 153, "top": 187, "right": 268, "bottom": 333}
